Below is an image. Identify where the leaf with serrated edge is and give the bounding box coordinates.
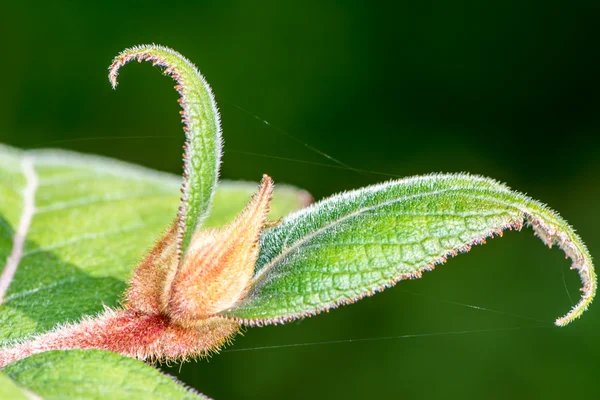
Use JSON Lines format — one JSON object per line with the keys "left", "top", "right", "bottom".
{"left": 0, "top": 144, "right": 311, "bottom": 346}
{"left": 3, "top": 350, "right": 207, "bottom": 400}
{"left": 222, "top": 174, "right": 595, "bottom": 327}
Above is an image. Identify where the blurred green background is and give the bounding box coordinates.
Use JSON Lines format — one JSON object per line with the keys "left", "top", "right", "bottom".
{"left": 2, "top": 1, "right": 599, "bottom": 398}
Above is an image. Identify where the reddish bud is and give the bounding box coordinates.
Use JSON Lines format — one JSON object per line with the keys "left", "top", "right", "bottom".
{"left": 0, "top": 176, "right": 275, "bottom": 367}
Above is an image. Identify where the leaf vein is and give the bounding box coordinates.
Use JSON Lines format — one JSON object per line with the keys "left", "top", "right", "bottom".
{"left": 0, "top": 156, "right": 38, "bottom": 303}
{"left": 253, "top": 188, "right": 522, "bottom": 287}
{"left": 35, "top": 192, "right": 174, "bottom": 214}
{"left": 21, "top": 224, "right": 149, "bottom": 257}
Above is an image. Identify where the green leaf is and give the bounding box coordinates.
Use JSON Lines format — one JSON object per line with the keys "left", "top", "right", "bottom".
{"left": 3, "top": 350, "right": 207, "bottom": 399}
{"left": 109, "top": 44, "right": 223, "bottom": 258}
{"left": 0, "top": 144, "right": 309, "bottom": 344}
{"left": 223, "top": 174, "right": 595, "bottom": 327}
{"left": 0, "top": 371, "right": 30, "bottom": 399}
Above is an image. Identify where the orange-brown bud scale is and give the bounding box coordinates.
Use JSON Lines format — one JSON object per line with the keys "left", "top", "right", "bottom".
{"left": 126, "top": 221, "right": 179, "bottom": 315}
{"left": 167, "top": 175, "right": 273, "bottom": 323}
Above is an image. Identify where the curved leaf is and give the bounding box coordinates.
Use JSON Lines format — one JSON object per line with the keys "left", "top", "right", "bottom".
{"left": 223, "top": 174, "right": 595, "bottom": 327}
{"left": 110, "top": 44, "right": 222, "bottom": 259}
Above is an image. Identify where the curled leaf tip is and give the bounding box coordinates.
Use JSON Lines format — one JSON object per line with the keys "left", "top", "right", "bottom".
{"left": 107, "top": 44, "right": 223, "bottom": 259}
{"left": 523, "top": 214, "right": 596, "bottom": 326}
{"left": 108, "top": 44, "right": 180, "bottom": 88}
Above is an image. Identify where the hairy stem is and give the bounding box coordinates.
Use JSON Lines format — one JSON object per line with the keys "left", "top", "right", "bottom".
{"left": 0, "top": 309, "right": 239, "bottom": 368}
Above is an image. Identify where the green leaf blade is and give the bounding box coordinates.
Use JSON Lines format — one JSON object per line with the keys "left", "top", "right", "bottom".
{"left": 223, "top": 174, "right": 595, "bottom": 326}
{"left": 4, "top": 350, "right": 207, "bottom": 400}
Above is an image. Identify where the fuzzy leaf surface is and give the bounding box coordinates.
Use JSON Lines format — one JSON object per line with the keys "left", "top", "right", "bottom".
{"left": 224, "top": 174, "right": 595, "bottom": 327}
{"left": 3, "top": 350, "right": 207, "bottom": 399}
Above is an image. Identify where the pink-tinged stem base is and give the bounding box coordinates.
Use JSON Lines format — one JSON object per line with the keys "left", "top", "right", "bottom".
{"left": 0, "top": 309, "right": 239, "bottom": 368}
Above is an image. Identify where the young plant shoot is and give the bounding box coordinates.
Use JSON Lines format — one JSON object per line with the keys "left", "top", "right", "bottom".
{"left": 0, "top": 45, "right": 595, "bottom": 398}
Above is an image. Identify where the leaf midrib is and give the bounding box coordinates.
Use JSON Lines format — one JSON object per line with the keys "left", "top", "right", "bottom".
{"left": 251, "top": 185, "right": 524, "bottom": 289}
{"left": 0, "top": 156, "right": 38, "bottom": 303}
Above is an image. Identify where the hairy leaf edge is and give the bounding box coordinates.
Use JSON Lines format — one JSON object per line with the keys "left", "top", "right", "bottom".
{"left": 109, "top": 44, "right": 222, "bottom": 260}
{"left": 223, "top": 173, "right": 595, "bottom": 327}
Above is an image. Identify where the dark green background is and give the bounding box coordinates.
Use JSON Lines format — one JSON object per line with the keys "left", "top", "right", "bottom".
{"left": 2, "top": 1, "right": 599, "bottom": 398}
